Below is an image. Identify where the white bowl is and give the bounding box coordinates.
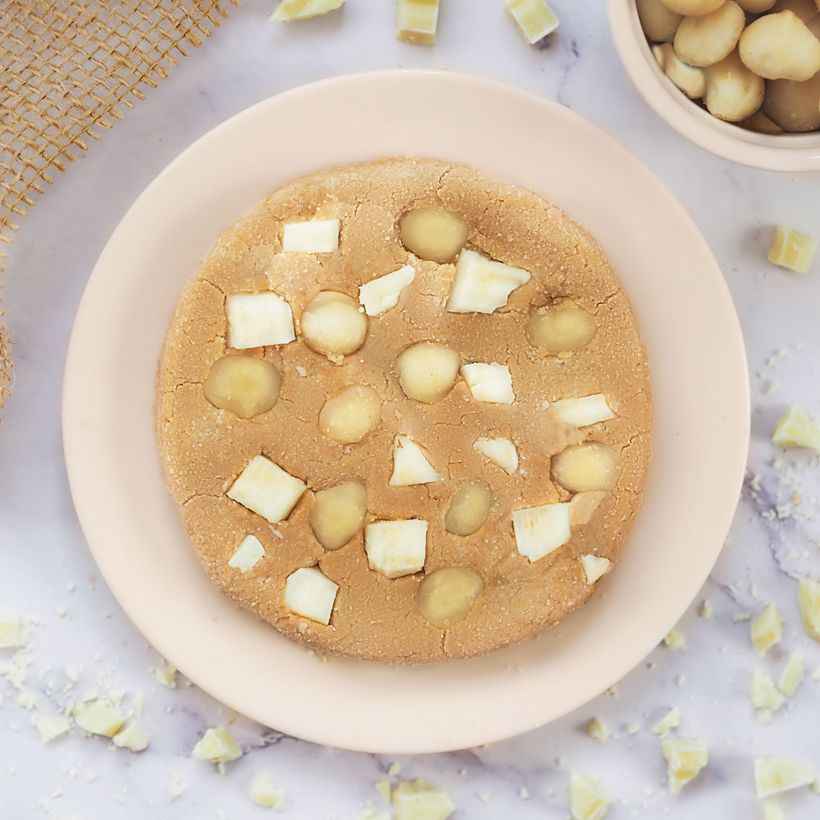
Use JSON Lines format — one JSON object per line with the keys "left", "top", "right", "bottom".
{"left": 63, "top": 70, "right": 749, "bottom": 753}
{"left": 609, "top": 0, "right": 820, "bottom": 172}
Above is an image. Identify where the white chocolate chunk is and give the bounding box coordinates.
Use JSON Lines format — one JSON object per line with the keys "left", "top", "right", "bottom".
{"left": 365, "top": 519, "right": 428, "bottom": 579}
{"left": 768, "top": 227, "right": 817, "bottom": 273}
{"left": 551, "top": 394, "right": 615, "bottom": 427}
{"left": 798, "top": 578, "right": 820, "bottom": 640}
{"left": 32, "top": 715, "right": 70, "bottom": 743}
{"left": 751, "top": 603, "right": 783, "bottom": 656}
{"left": 282, "top": 218, "right": 339, "bottom": 253}
{"left": 154, "top": 662, "right": 177, "bottom": 688}
{"left": 284, "top": 567, "right": 338, "bottom": 624}
{"left": 228, "top": 534, "right": 265, "bottom": 572}
{"left": 226, "top": 292, "right": 295, "bottom": 349}
{"left": 778, "top": 652, "right": 805, "bottom": 697}
{"left": 474, "top": 437, "right": 518, "bottom": 474}
{"left": 272, "top": 0, "right": 344, "bottom": 21}
{"left": 512, "top": 502, "right": 571, "bottom": 562}
{"left": 755, "top": 756, "right": 814, "bottom": 798}
{"left": 506, "top": 0, "right": 559, "bottom": 45}
{"left": 359, "top": 265, "right": 416, "bottom": 316}
{"left": 390, "top": 436, "right": 442, "bottom": 486}
{"left": 762, "top": 801, "right": 785, "bottom": 820}
{"left": 586, "top": 717, "right": 609, "bottom": 743}
{"left": 249, "top": 773, "right": 286, "bottom": 808}
{"left": 664, "top": 629, "right": 687, "bottom": 651}
{"left": 447, "top": 250, "right": 530, "bottom": 314}
{"left": 580, "top": 554, "right": 611, "bottom": 584}
{"left": 568, "top": 772, "right": 610, "bottom": 820}
{"left": 570, "top": 491, "right": 607, "bottom": 526}
{"left": 113, "top": 722, "right": 149, "bottom": 752}
{"left": 662, "top": 738, "right": 709, "bottom": 794}
{"left": 773, "top": 408, "right": 820, "bottom": 453}
{"left": 0, "top": 618, "right": 28, "bottom": 649}
{"left": 751, "top": 669, "right": 785, "bottom": 715}
{"left": 396, "top": 0, "right": 440, "bottom": 45}
{"left": 460, "top": 362, "right": 514, "bottom": 404}
{"left": 74, "top": 700, "right": 125, "bottom": 738}
{"left": 651, "top": 707, "right": 680, "bottom": 737}
{"left": 227, "top": 455, "right": 306, "bottom": 524}
{"left": 392, "top": 779, "right": 454, "bottom": 820}
{"left": 192, "top": 727, "right": 243, "bottom": 764}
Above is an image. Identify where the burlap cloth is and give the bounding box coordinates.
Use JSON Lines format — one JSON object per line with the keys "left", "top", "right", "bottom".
{"left": 0, "top": 0, "right": 236, "bottom": 409}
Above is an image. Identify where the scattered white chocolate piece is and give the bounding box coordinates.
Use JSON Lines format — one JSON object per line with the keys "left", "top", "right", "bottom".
{"left": 768, "top": 227, "right": 817, "bottom": 272}
{"left": 395, "top": 0, "right": 440, "bottom": 45}
{"left": 651, "top": 707, "right": 680, "bottom": 737}
{"left": 32, "top": 715, "right": 70, "bottom": 743}
{"left": 586, "top": 717, "right": 609, "bottom": 743}
{"left": 755, "top": 756, "right": 814, "bottom": 798}
{"left": 662, "top": 737, "right": 709, "bottom": 794}
{"left": 113, "top": 722, "right": 149, "bottom": 752}
{"left": 512, "top": 502, "right": 571, "bottom": 562}
{"left": 154, "top": 662, "right": 178, "bottom": 689}
{"left": 365, "top": 520, "right": 428, "bottom": 579}
{"left": 762, "top": 800, "right": 786, "bottom": 820}
{"left": 460, "top": 363, "right": 515, "bottom": 404}
{"left": 0, "top": 619, "right": 28, "bottom": 649}
{"left": 551, "top": 394, "right": 615, "bottom": 427}
{"left": 664, "top": 629, "right": 687, "bottom": 651}
{"left": 228, "top": 534, "right": 266, "bottom": 572}
{"left": 359, "top": 265, "right": 416, "bottom": 316}
{"left": 505, "top": 0, "right": 559, "bottom": 44}
{"left": 284, "top": 567, "right": 339, "bottom": 624}
{"left": 773, "top": 407, "right": 820, "bottom": 453}
{"left": 580, "top": 555, "right": 612, "bottom": 584}
{"left": 226, "top": 292, "right": 295, "bottom": 349}
{"left": 798, "top": 578, "right": 820, "bottom": 640}
{"left": 74, "top": 700, "right": 125, "bottom": 738}
{"left": 249, "top": 772, "right": 286, "bottom": 808}
{"left": 390, "top": 435, "right": 442, "bottom": 486}
{"left": 192, "top": 727, "right": 243, "bottom": 764}
{"left": 282, "top": 218, "right": 339, "bottom": 253}
{"left": 569, "top": 772, "right": 610, "bottom": 820}
{"left": 751, "top": 669, "right": 785, "bottom": 716}
{"left": 447, "top": 249, "right": 530, "bottom": 314}
{"left": 227, "top": 455, "right": 307, "bottom": 524}
{"left": 272, "top": 0, "right": 344, "bottom": 21}
{"left": 392, "top": 779, "right": 454, "bottom": 820}
{"left": 474, "top": 437, "right": 518, "bottom": 474}
{"left": 751, "top": 603, "right": 783, "bottom": 656}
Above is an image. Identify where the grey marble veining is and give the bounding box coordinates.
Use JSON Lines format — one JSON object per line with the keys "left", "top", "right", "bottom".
{"left": 1, "top": 1, "right": 819, "bottom": 817}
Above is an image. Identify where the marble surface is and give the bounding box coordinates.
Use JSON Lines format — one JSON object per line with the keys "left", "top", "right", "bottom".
{"left": 1, "top": 1, "right": 819, "bottom": 817}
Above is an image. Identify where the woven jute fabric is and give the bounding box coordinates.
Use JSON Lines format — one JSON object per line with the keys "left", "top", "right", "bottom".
{"left": 0, "top": 0, "right": 235, "bottom": 409}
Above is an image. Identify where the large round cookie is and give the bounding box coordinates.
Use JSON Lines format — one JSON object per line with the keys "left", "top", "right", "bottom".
{"left": 156, "top": 158, "right": 652, "bottom": 663}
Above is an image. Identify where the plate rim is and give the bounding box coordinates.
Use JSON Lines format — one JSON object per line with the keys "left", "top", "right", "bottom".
{"left": 62, "top": 69, "right": 750, "bottom": 753}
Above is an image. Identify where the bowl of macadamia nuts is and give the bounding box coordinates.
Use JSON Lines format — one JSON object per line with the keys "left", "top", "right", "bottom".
{"left": 609, "top": 0, "right": 820, "bottom": 171}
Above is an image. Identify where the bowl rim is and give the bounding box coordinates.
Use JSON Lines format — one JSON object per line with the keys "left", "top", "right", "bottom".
{"left": 62, "top": 69, "right": 750, "bottom": 754}
{"left": 608, "top": 0, "right": 820, "bottom": 173}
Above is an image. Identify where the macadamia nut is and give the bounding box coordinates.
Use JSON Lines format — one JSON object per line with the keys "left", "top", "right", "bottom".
{"left": 654, "top": 43, "right": 708, "bottom": 97}
{"left": 400, "top": 207, "right": 468, "bottom": 263}
{"left": 203, "top": 355, "right": 282, "bottom": 419}
{"left": 300, "top": 291, "right": 367, "bottom": 358}
{"left": 736, "top": 0, "right": 777, "bottom": 10}
{"left": 444, "top": 480, "right": 492, "bottom": 536}
{"left": 526, "top": 299, "right": 597, "bottom": 354}
{"left": 418, "top": 567, "right": 484, "bottom": 627}
{"left": 764, "top": 71, "right": 820, "bottom": 131}
{"left": 638, "top": 0, "right": 683, "bottom": 41}
{"left": 705, "top": 49, "right": 765, "bottom": 121}
{"left": 658, "top": 0, "right": 726, "bottom": 16}
{"left": 742, "top": 109, "right": 785, "bottom": 132}
{"left": 739, "top": 11, "right": 820, "bottom": 81}
{"left": 772, "top": 0, "right": 817, "bottom": 22}
{"left": 310, "top": 481, "right": 367, "bottom": 550}
{"left": 395, "top": 342, "right": 461, "bottom": 403}
{"left": 674, "top": 1, "right": 746, "bottom": 67}
{"left": 552, "top": 443, "right": 619, "bottom": 493}
{"left": 319, "top": 384, "right": 381, "bottom": 444}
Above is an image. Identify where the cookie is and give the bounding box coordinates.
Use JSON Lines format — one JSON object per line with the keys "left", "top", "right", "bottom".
{"left": 156, "top": 158, "right": 652, "bottom": 663}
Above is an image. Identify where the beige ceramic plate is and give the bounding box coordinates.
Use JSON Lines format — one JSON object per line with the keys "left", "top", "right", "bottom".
{"left": 63, "top": 71, "right": 749, "bottom": 754}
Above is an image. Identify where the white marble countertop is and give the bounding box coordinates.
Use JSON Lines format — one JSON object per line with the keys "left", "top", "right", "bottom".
{"left": 1, "top": 1, "right": 819, "bottom": 817}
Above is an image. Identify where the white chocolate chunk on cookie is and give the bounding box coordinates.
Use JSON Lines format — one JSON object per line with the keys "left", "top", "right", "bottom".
{"left": 569, "top": 491, "right": 607, "bottom": 526}
{"left": 227, "top": 455, "right": 307, "bottom": 524}
{"left": 272, "top": 0, "right": 344, "bottom": 22}
{"left": 282, "top": 218, "right": 339, "bottom": 253}
{"left": 365, "top": 519, "right": 428, "bottom": 579}
{"left": 512, "top": 502, "right": 571, "bottom": 562}
{"left": 284, "top": 567, "right": 339, "bottom": 624}
{"left": 390, "top": 436, "right": 442, "bottom": 486}
{"left": 395, "top": 0, "right": 440, "bottom": 45}
{"left": 662, "top": 738, "right": 708, "bottom": 794}
{"left": 74, "top": 700, "right": 125, "bottom": 738}
{"left": 474, "top": 437, "right": 518, "bottom": 474}
{"left": 460, "top": 362, "right": 514, "bottom": 404}
{"left": 228, "top": 534, "right": 266, "bottom": 572}
{"left": 359, "top": 264, "right": 416, "bottom": 316}
{"left": 568, "top": 772, "right": 610, "bottom": 820}
{"left": 447, "top": 249, "right": 530, "bottom": 314}
{"left": 551, "top": 394, "right": 615, "bottom": 427}
{"left": 192, "top": 727, "right": 243, "bottom": 764}
{"left": 798, "top": 578, "right": 820, "bottom": 640}
{"left": 755, "top": 756, "right": 814, "bottom": 798}
{"left": 506, "top": 0, "right": 559, "bottom": 45}
{"left": 226, "top": 292, "right": 295, "bottom": 349}
{"left": 580, "top": 554, "right": 611, "bottom": 584}
{"left": 392, "top": 779, "right": 454, "bottom": 820}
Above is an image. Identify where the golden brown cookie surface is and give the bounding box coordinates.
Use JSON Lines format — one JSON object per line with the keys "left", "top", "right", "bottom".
{"left": 156, "top": 158, "right": 652, "bottom": 663}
